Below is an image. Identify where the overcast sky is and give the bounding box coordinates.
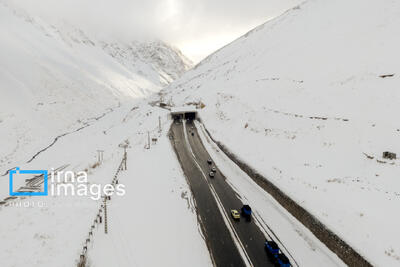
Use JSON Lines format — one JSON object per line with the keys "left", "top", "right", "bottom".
{"left": 12, "top": 0, "right": 302, "bottom": 62}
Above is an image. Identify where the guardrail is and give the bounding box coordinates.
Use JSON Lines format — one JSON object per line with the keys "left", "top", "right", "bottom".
{"left": 77, "top": 152, "right": 127, "bottom": 267}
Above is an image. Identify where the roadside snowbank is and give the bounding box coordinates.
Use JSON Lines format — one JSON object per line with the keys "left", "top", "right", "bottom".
{"left": 87, "top": 132, "right": 212, "bottom": 267}
{"left": 195, "top": 121, "right": 344, "bottom": 267}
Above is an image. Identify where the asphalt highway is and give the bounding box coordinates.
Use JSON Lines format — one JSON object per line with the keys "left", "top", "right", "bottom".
{"left": 170, "top": 120, "right": 274, "bottom": 267}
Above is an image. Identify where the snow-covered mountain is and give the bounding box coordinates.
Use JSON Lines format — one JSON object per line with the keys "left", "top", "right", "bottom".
{"left": 0, "top": 0, "right": 191, "bottom": 173}
{"left": 0, "top": 2, "right": 207, "bottom": 266}
{"left": 101, "top": 41, "right": 192, "bottom": 85}
{"left": 163, "top": 0, "right": 400, "bottom": 265}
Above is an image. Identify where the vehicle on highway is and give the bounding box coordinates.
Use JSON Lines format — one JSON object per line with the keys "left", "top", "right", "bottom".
{"left": 211, "top": 166, "right": 217, "bottom": 172}
{"left": 209, "top": 172, "right": 215, "bottom": 178}
{"left": 265, "top": 241, "right": 291, "bottom": 267}
{"left": 191, "top": 132, "right": 194, "bottom": 136}
{"left": 265, "top": 240, "right": 279, "bottom": 259}
{"left": 275, "top": 253, "right": 291, "bottom": 267}
{"left": 230, "top": 209, "right": 240, "bottom": 220}
{"left": 207, "top": 159, "right": 212, "bottom": 164}
{"left": 241, "top": 204, "right": 252, "bottom": 221}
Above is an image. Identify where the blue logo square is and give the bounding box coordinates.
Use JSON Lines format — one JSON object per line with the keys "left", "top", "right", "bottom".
{"left": 9, "top": 167, "right": 48, "bottom": 196}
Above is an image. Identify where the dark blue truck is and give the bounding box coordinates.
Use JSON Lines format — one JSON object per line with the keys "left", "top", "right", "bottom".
{"left": 265, "top": 241, "right": 279, "bottom": 258}
{"left": 241, "top": 204, "right": 252, "bottom": 221}
{"left": 275, "top": 254, "right": 291, "bottom": 267}
{"left": 265, "top": 240, "right": 291, "bottom": 267}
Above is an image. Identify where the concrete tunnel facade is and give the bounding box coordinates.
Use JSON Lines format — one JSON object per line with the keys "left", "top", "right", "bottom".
{"left": 170, "top": 107, "right": 198, "bottom": 121}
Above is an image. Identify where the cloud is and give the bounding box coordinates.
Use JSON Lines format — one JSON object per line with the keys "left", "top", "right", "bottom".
{"left": 9, "top": 0, "right": 302, "bottom": 61}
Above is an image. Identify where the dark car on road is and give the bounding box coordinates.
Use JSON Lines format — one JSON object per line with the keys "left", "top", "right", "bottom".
{"left": 209, "top": 172, "right": 215, "bottom": 178}
{"left": 265, "top": 241, "right": 279, "bottom": 259}
{"left": 207, "top": 159, "right": 212, "bottom": 165}
{"left": 275, "top": 253, "right": 290, "bottom": 267}
{"left": 265, "top": 240, "right": 291, "bottom": 267}
{"left": 241, "top": 204, "right": 252, "bottom": 221}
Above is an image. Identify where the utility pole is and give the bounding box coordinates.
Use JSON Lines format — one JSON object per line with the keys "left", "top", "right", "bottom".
{"left": 118, "top": 142, "right": 130, "bottom": 170}
{"left": 124, "top": 147, "right": 127, "bottom": 170}
{"left": 97, "top": 150, "right": 104, "bottom": 164}
{"left": 148, "top": 131, "right": 150, "bottom": 149}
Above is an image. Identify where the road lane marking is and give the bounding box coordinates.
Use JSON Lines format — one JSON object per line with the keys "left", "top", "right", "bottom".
{"left": 182, "top": 121, "right": 253, "bottom": 267}
{"left": 195, "top": 121, "right": 301, "bottom": 267}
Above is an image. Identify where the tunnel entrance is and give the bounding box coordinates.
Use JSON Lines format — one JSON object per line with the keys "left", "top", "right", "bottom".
{"left": 171, "top": 107, "right": 198, "bottom": 121}
{"left": 185, "top": 112, "right": 196, "bottom": 120}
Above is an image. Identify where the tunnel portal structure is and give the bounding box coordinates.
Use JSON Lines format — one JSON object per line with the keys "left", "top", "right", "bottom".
{"left": 170, "top": 107, "right": 198, "bottom": 121}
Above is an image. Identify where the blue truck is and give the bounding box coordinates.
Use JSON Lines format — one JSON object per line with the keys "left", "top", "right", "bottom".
{"left": 265, "top": 241, "right": 279, "bottom": 259}
{"left": 275, "top": 253, "right": 291, "bottom": 267}
{"left": 265, "top": 240, "right": 291, "bottom": 267}
{"left": 241, "top": 204, "right": 252, "bottom": 221}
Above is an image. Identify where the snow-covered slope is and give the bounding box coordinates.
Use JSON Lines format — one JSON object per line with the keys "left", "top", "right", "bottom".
{"left": 0, "top": 99, "right": 212, "bottom": 267}
{"left": 102, "top": 41, "right": 192, "bottom": 85}
{"left": 0, "top": 0, "right": 191, "bottom": 175}
{"left": 0, "top": 2, "right": 208, "bottom": 266}
{"left": 163, "top": 0, "right": 400, "bottom": 265}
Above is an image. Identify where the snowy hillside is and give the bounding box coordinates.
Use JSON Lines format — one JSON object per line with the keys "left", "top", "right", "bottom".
{"left": 101, "top": 41, "right": 192, "bottom": 85}
{"left": 0, "top": 99, "right": 212, "bottom": 267}
{"left": 0, "top": 0, "right": 191, "bottom": 175}
{"left": 163, "top": 0, "right": 400, "bottom": 265}
{"left": 0, "top": 2, "right": 208, "bottom": 266}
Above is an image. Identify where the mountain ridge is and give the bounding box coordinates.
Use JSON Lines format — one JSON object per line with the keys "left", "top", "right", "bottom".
{"left": 0, "top": 0, "right": 191, "bottom": 173}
